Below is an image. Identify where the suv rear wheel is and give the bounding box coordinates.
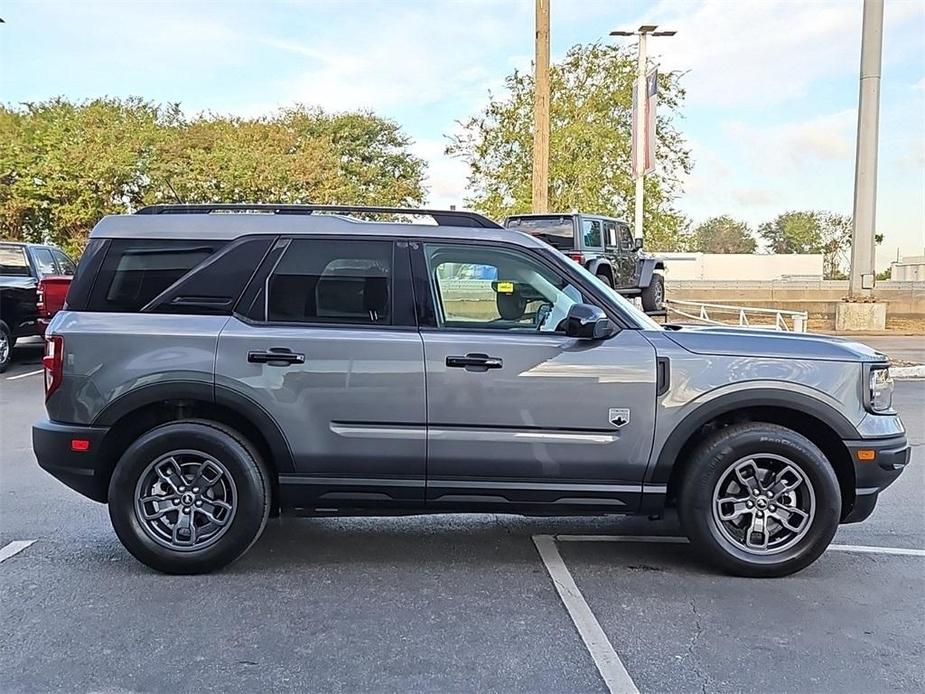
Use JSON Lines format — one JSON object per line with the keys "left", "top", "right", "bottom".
{"left": 678, "top": 422, "right": 841, "bottom": 577}
{"left": 108, "top": 420, "right": 271, "bottom": 574}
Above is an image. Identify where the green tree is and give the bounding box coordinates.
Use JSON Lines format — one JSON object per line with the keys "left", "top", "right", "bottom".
{"left": 757, "top": 210, "right": 881, "bottom": 279}
{"left": 0, "top": 99, "right": 427, "bottom": 256}
{"left": 447, "top": 43, "right": 692, "bottom": 251}
{"left": 690, "top": 216, "right": 756, "bottom": 253}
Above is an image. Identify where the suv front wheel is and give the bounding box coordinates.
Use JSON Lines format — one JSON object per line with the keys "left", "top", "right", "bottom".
{"left": 679, "top": 422, "right": 841, "bottom": 577}
{"left": 109, "top": 420, "right": 271, "bottom": 574}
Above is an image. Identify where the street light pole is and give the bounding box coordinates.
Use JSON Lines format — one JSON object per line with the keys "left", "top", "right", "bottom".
{"left": 611, "top": 25, "right": 675, "bottom": 241}
{"left": 848, "top": 0, "right": 884, "bottom": 298}
{"left": 532, "top": 0, "right": 550, "bottom": 213}
{"left": 633, "top": 32, "right": 648, "bottom": 242}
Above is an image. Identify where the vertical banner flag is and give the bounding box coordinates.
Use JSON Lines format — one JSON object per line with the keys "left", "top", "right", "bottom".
{"left": 631, "top": 68, "right": 658, "bottom": 177}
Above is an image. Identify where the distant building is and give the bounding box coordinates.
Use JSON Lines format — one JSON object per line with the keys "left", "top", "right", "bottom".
{"left": 661, "top": 253, "right": 824, "bottom": 281}
{"left": 890, "top": 255, "right": 925, "bottom": 282}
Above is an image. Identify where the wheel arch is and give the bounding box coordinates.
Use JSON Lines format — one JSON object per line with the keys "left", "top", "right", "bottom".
{"left": 653, "top": 390, "right": 859, "bottom": 520}
{"left": 93, "top": 382, "right": 294, "bottom": 505}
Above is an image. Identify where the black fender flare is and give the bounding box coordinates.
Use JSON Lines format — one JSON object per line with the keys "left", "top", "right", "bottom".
{"left": 646, "top": 388, "right": 860, "bottom": 484}
{"left": 587, "top": 258, "right": 613, "bottom": 281}
{"left": 637, "top": 259, "right": 661, "bottom": 288}
{"left": 93, "top": 380, "right": 295, "bottom": 472}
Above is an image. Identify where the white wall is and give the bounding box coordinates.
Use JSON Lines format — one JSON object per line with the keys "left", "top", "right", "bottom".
{"left": 891, "top": 256, "right": 925, "bottom": 282}
{"left": 661, "top": 253, "right": 824, "bottom": 281}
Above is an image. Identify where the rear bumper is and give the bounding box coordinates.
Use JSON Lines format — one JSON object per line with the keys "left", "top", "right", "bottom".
{"left": 842, "top": 434, "right": 910, "bottom": 523}
{"left": 33, "top": 419, "right": 110, "bottom": 502}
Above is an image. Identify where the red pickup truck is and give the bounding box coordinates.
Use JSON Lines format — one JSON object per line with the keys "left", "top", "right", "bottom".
{"left": 0, "top": 242, "right": 75, "bottom": 372}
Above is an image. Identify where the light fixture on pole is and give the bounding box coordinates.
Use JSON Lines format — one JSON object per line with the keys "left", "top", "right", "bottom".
{"left": 610, "top": 24, "right": 676, "bottom": 241}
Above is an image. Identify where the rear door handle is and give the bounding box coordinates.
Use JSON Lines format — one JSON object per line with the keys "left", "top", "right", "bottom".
{"left": 248, "top": 348, "right": 305, "bottom": 366}
{"left": 446, "top": 353, "right": 503, "bottom": 370}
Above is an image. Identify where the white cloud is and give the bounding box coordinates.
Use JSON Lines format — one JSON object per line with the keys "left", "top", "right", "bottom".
{"left": 411, "top": 137, "right": 470, "bottom": 207}
{"left": 726, "top": 109, "right": 857, "bottom": 170}
{"left": 638, "top": 0, "right": 924, "bottom": 107}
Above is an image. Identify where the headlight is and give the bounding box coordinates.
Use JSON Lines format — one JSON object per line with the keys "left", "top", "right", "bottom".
{"left": 869, "top": 366, "right": 894, "bottom": 412}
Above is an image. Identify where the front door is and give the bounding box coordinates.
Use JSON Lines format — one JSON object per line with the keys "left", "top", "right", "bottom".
{"left": 216, "top": 237, "right": 426, "bottom": 510}
{"left": 414, "top": 241, "right": 657, "bottom": 513}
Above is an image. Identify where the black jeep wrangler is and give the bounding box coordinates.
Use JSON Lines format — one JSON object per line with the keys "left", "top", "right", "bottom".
{"left": 503, "top": 213, "right": 666, "bottom": 313}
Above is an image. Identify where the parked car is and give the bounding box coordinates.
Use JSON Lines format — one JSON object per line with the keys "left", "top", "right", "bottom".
{"left": 503, "top": 213, "right": 666, "bottom": 313}
{"left": 0, "top": 241, "right": 75, "bottom": 372}
{"left": 33, "top": 204, "right": 908, "bottom": 576}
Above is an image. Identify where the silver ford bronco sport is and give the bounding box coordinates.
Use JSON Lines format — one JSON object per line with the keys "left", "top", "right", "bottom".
{"left": 33, "top": 204, "right": 909, "bottom": 576}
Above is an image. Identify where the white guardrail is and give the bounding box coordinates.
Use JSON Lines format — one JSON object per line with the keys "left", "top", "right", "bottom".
{"left": 664, "top": 299, "right": 808, "bottom": 332}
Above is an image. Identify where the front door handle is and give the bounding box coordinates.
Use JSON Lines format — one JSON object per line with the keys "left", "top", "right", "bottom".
{"left": 446, "top": 353, "right": 503, "bottom": 370}
{"left": 248, "top": 348, "right": 305, "bottom": 366}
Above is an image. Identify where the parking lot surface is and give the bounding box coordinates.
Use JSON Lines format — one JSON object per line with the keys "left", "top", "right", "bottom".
{"left": 1, "top": 338, "right": 923, "bottom": 692}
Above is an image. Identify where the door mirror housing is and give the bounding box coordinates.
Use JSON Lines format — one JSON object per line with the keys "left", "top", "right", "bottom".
{"left": 564, "top": 303, "right": 616, "bottom": 340}
{"left": 633, "top": 237, "right": 644, "bottom": 251}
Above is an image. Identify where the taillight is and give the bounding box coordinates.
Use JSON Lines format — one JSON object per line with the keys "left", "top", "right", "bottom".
{"left": 43, "top": 335, "right": 64, "bottom": 399}
{"left": 36, "top": 280, "right": 46, "bottom": 315}
{"left": 566, "top": 251, "right": 585, "bottom": 264}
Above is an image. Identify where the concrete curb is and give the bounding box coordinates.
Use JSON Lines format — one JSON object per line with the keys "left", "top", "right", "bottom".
{"left": 893, "top": 365, "right": 925, "bottom": 380}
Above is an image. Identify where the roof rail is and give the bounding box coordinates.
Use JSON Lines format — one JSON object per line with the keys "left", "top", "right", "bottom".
{"left": 135, "top": 204, "right": 501, "bottom": 228}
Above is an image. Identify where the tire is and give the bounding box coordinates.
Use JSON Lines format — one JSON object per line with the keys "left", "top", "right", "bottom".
{"left": 678, "top": 422, "right": 841, "bottom": 578}
{"left": 0, "top": 321, "right": 11, "bottom": 374}
{"left": 108, "top": 420, "right": 271, "bottom": 575}
{"left": 595, "top": 272, "right": 613, "bottom": 288}
{"left": 640, "top": 273, "right": 664, "bottom": 312}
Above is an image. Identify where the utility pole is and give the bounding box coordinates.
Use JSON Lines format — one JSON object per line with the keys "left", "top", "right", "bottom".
{"left": 611, "top": 25, "right": 675, "bottom": 241}
{"left": 848, "top": 0, "right": 883, "bottom": 298}
{"left": 532, "top": 0, "right": 550, "bottom": 213}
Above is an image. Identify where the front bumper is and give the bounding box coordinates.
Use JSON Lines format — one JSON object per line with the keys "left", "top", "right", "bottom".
{"left": 841, "top": 434, "right": 910, "bottom": 523}
{"left": 33, "top": 419, "right": 110, "bottom": 502}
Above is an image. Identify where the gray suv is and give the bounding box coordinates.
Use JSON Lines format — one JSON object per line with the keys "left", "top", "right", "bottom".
{"left": 33, "top": 204, "right": 909, "bottom": 576}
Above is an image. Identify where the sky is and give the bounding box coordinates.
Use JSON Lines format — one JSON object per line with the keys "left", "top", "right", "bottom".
{"left": 1, "top": 0, "right": 923, "bottom": 267}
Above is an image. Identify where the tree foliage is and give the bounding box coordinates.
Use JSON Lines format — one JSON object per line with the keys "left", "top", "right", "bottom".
{"left": 447, "top": 43, "right": 692, "bottom": 251}
{"left": 0, "top": 98, "right": 426, "bottom": 255}
{"left": 689, "top": 216, "right": 756, "bottom": 254}
{"left": 757, "top": 210, "right": 880, "bottom": 279}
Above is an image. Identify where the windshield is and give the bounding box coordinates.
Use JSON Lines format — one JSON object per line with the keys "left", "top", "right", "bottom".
{"left": 557, "top": 249, "right": 662, "bottom": 330}
{"left": 0, "top": 245, "right": 31, "bottom": 276}
{"left": 506, "top": 216, "right": 576, "bottom": 250}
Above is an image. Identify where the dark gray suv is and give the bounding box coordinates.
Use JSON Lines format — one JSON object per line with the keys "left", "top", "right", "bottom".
{"left": 33, "top": 204, "right": 909, "bottom": 576}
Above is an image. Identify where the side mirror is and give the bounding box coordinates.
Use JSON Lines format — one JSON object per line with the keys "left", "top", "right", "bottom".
{"left": 633, "top": 237, "right": 644, "bottom": 251}
{"left": 564, "top": 303, "right": 616, "bottom": 340}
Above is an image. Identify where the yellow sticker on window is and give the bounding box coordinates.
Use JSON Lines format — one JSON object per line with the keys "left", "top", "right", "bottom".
{"left": 497, "top": 281, "right": 514, "bottom": 294}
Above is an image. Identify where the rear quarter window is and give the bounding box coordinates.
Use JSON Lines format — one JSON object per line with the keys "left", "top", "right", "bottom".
{"left": 86, "top": 240, "right": 225, "bottom": 312}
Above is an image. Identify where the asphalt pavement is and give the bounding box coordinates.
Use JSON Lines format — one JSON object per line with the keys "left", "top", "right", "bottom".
{"left": 1, "top": 337, "right": 923, "bottom": 693}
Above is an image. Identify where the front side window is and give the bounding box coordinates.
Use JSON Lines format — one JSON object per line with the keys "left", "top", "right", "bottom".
{"left": 424, "top": 243, "right": 585, "bottom": 333}
{"left": 264, "top": 239, "right": 392, "bottom": 325}
{"left": 618, "top": 224, "right": 635, "bottom": 251}
{"left": 52, "top": 249, "right": 76, "bottom": 275}
{"left": 582, "top": 219, "right": 602, "bottom": 248}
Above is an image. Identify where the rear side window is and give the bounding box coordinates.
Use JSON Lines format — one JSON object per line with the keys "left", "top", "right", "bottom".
{"left": 88, "top": 240, "right": 224, "bottom": 312}
{"left": 261, "top": 239, "right": 393, "bottom": 325}
{"left": 32, "top": 248, "right": 57, "bottom": 276}
{"left": 0, "top": 245, "right": 30, "bottom": 276}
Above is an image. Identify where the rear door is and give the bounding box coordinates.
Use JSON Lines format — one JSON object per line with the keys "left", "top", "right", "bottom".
{"left": 413, "top": 240, "right": 657, "bottom": 513}
{"left": 215, "top": 237, "right": 426, "bottom": 511}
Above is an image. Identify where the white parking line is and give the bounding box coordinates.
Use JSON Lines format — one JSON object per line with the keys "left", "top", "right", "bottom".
{"left": 0, "top": 540, "right": 36, "bottom": 563}
{"left": 555, "top": 534, "right": 925, "bottom": 557}
{"left": 533, "top": 535, "right": 639, "bottom": 694}
{"left": 6, "top": 368, "right": 43, "bottom": 381}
